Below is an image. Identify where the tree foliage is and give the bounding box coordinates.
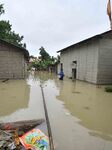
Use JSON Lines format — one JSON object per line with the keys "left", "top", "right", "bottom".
{"left": 0, "top": 3, "right": 26, "bottom": 48}
{"left": 39, "top": 46, "right": 50, "bottom": 61}
{"left": 29, "top": 47, "right": 59, "bottom": 70}
{"left": 0, "top": 4, "right": 5, "bottom": 16}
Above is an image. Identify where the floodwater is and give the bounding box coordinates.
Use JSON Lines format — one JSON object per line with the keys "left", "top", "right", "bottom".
{"left": 0, "top": 71, "right": 112, "bottom": 150}
{"left": 0, "top": 72, "right": 45, "bottom": 122}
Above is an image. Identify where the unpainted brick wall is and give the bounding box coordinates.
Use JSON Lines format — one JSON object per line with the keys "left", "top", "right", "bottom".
{"left": 0, "top": 43, "right": 26, "bottom": 79}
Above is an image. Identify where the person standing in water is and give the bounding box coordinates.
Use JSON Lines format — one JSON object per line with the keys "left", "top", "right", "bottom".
{"left": 59, "top": 69, "right": 64, "bottom": 80}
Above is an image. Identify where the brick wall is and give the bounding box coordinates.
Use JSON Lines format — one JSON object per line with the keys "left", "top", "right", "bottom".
{"left": 0, "top": 42, "right": 26, "bottom": 79}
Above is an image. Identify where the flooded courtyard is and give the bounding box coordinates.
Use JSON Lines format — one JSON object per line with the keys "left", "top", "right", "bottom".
{"left": 0, "top": 71, "right": 112, "bottom": 150}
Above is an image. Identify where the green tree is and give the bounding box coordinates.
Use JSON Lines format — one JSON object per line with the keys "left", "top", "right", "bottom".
{"left": 0, "top": 4, "right": 5, "bottom": 16}
{"left": 39, "top": 46, "right": 50, "bottom": 61}
{"left": 30, "top": 47, "right": 60, "bottom": 71}
{"left": 0, "top": 3, "right": 26, "bottom": 48}
{"left": 0, "top": 20, "right": 11, "bottom": 39}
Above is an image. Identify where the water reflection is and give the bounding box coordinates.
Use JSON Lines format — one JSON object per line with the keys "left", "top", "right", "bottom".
{"left": 0, "top": 72, "right": 112, "bottom": 150}
{"left": 34, "top": 71, "right": 56, "bottom": 81}
{"left": 28, "top": 72, "right": 112, "bottom": 150}
{"left": 0, "top": 80, "right": 30, "bottom": 117}
{"left": 31, "top": 72, "right": 112, "bottom": 142}
{"left": 0, "top": 73, "right": 45, "bottom": 122}
{"left": 56, "top": 79, "right": 112, "bottom": 141}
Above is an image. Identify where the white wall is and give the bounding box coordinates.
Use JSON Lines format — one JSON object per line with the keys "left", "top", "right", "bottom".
{"left": 60, "top": 39, "right": 99, "bottom": 83}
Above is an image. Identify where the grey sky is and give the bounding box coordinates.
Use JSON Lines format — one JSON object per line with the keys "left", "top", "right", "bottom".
{"left": 0, "top": 0, "right": 110, "bottom": 57}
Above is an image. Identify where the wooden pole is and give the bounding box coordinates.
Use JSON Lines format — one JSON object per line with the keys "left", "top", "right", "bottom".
{"left": 107, "top": 0, "right": 112, "bottom": 29}
{"left": 111, "top": 20, "right": 112, "bottom": 30}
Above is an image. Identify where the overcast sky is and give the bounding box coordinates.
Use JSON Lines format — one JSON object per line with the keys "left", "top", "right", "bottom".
{"left": 0, "top": 0, "right": 110, "bottom": 57}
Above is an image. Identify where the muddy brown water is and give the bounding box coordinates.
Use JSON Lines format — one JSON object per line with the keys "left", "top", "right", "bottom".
{"left": 0, "top": 71, "right": 112, "bottom": 150}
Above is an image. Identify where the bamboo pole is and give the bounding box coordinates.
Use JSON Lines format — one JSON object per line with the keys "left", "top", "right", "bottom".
{"left": 40, "top": 83, "right": 55, "bottom": 150}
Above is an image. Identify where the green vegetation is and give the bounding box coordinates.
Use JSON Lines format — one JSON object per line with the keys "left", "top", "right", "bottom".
{"left": 39, "top": 46, "right": 50, "bottom": 61}
{"left": 105, "top": 86, "right": 112, "bottom": 92}
{"left": 29, "top": 47, "right": 60, "bottom": 71}
{"left": 0, "top": 4, "right": 5, "bottom": 15}
{"left": 0, "top": 3, "right": 26, "bottom": 48}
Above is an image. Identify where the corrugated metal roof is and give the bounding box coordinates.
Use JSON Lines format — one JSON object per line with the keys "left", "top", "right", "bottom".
{"left": 57, "top": 30, "right": 112, "bottom": 53}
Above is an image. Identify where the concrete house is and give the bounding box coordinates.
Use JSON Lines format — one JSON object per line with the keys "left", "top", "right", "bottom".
{"left": 0, "top": 39, "right": 29, "bottom": 79}
{"left": 57, "top": 30, "right": 112, "bottom": 84}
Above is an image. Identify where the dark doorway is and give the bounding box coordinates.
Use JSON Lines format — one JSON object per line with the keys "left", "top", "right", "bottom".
{"left": 60, "top": 63, "right": 63, "bottom": 70}
{"left": 72, "top": 68, "right": 77, "bottom": 79}
{"left": 72, "top": 61, "right": 77, "bottom": 80}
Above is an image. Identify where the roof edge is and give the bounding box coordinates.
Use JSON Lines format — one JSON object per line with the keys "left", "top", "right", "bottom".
{"left": 57, "top": 30, "right": 111, "bottom": 53}
{"left": 0, "top": 38, "right": 29, "bottom": 60}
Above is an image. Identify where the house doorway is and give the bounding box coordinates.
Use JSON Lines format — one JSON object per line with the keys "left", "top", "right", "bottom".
{"left": 72, "top": 68, "right": 77, "bottom": 79}
{"left": 72, "top": 61, "right": 77, "bottom": 80}
{"left": 60, "top": 63, "right": 63, "bottom": 70}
